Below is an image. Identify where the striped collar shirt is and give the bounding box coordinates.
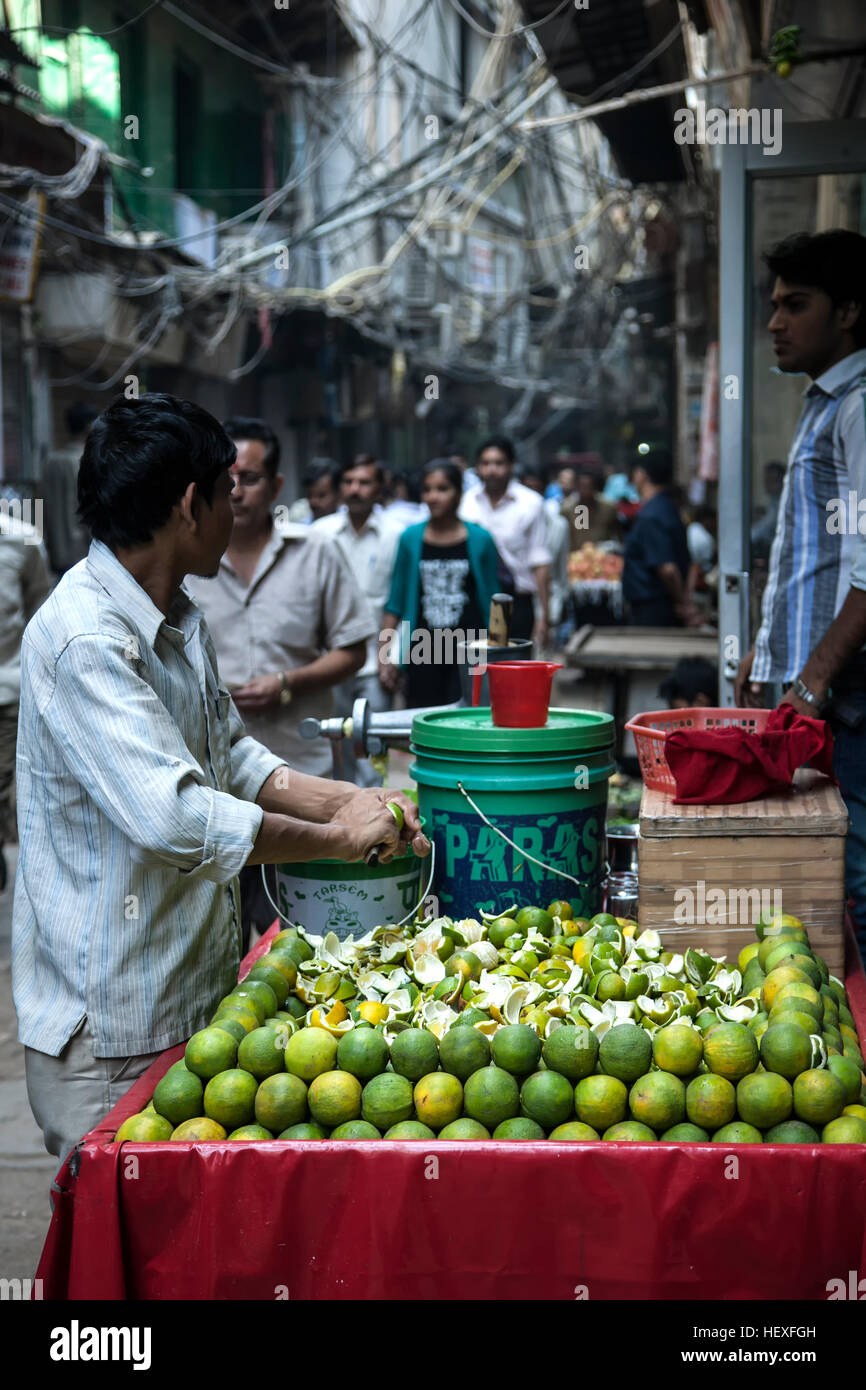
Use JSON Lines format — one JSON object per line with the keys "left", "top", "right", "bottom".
{"left": 752, "top": 349, "right": 866, "bottom": 684}
{"left": 12, "top": 541, "right": 285, "bottom": 1058}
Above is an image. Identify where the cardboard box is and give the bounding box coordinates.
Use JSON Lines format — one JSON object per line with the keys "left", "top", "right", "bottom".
{"left": 638, "top": 771, "right": 848, "bottom": 977}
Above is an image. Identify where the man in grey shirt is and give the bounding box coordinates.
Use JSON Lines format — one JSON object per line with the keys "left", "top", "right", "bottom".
{"left": 186, "top": 418, "right": 376, "bottom": 945}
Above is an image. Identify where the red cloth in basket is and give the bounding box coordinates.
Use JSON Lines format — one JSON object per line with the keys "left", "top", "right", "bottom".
{"left": 664, "top": 704, "right": 835, "bottom": 804}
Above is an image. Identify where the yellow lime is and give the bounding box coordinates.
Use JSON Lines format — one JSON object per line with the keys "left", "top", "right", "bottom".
{"left": 702, "top": 1022, "right": 758, "bottom": 1082}
{"left": 308, "top": 1070, "right": 362, "bottom": 1128}
{"left": 170, "top": 1117, "right": 227, "bottom": 1141}
{"left": 629, "top": 1071, "right": 686, "bottom": 1130}
{"left": 821, "top": 1115, "right": 866, "bottom": 1143}
{"left": 114, "top": 1112, "right": 173, "bottom": 1142}
{"left": 574, "top": 1074, "right": 627, "bottom": 1131}
{"left": 652, "top": 1024, "right": 703, "bottom": 1077}
{"left": 603, "top": 1121, "right": 656, "bottom": 1141}
{"left": 547, "top": 1121, "right": 600, "bottom": 1141}
{"left": 284, "top": 1027, "right": 339, "bottom": 1082}
{"left": 793, "top": 1069, "right": 846, "bottom": 1125}
{"left": 413, "top": 1072, "right": 463, "bottom": 1130}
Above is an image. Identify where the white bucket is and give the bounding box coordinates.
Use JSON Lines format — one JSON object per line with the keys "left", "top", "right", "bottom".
{"left": 275, "top": 854, "right": 423, "bottom": 939}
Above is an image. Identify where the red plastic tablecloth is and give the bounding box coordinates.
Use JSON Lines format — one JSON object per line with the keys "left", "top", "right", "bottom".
{"left": 36, "top": 925, "right": 866, "bottom": 1301}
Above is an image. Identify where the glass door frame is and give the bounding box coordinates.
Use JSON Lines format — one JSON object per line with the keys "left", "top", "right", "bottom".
{"left": 718, "top": 119, "right": 866, "bottom": 700}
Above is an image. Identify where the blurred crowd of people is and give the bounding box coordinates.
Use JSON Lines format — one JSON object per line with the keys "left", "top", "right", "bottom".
{"left": 5, "top": 400, "right": 802, "bottom": 928}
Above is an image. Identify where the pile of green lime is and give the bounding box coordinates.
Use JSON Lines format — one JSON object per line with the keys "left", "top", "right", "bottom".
{"left": 114, "top": 911, "right": 866, "bottom": 1144}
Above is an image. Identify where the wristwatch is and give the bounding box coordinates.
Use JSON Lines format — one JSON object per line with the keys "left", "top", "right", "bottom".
{"left": 791, "top": 676, "right": 824, "bottom": 711}
{"left": 278, "top": 671, "right": 293, "bottom": 706}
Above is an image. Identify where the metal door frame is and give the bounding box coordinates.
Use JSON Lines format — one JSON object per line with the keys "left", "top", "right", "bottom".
{"left": 718, "top": 119, "right": 866, "bottom": 699}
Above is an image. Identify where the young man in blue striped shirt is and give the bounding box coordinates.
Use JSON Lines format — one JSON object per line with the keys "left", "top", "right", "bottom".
{"left": 735, "top": 229, "right": 866, "bottom": 950}
{"left": 13, "top": 394, "right": 428, "bottom": 1168}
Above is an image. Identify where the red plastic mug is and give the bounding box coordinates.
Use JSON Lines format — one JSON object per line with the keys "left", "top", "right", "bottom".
{"left": 471, "top": 660, "right": 562, "bottom": 727}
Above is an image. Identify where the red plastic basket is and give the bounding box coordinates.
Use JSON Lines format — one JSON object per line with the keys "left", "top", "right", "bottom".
{"left": 625, "top": 706, "right": 772, "bottom": 794}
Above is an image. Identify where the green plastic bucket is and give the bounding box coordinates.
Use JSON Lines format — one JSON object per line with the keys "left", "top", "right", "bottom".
{"left": 410, "top": 707, "right": 615, "bottom": 921}
{"left": 275, "top": 853, "right": 423, "bottom": 939}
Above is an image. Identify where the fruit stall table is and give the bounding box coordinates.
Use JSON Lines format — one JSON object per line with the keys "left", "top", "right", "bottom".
{"left": 565, "top": 626, "right": 720, "bottom": 760}
{"left": 35, "top": 924, "right": 866, "bottom": 1302}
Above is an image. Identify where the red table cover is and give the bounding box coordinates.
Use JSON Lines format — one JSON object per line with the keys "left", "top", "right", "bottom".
{"left": 35, "top": 926, "right": 866, "bottom": 1301}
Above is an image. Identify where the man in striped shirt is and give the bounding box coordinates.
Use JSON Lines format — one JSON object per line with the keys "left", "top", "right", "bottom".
{"left": 13, "top": 394, "right": 428, "bottom": 1168}
{"left": 735, "top": 230, "right": 866, "bottom": 947}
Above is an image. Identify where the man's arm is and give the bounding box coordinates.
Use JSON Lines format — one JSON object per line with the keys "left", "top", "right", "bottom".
{"left": 657, "top": 562, "right": 702, "bottom": 626}
{"left": 781, "top": 385, "right": 866, "bottom": 714}
{"left": 232, "top": 641, "right": 365, "bottom": 712}
{"left": 254, "top": 766, "right": 427, "bottom": 854}
{"left": 785, "top": 587, "right": 866, "bottom": 713}
{"left": 532, "top": 564, "right": 550, "bottom": 644}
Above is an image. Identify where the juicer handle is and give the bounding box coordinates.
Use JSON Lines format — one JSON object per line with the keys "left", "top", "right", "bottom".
{"left": 488, "top": 593, "right": 513, "bottom": 648}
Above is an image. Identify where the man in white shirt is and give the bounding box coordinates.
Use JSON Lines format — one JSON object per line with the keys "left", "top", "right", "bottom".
{"left": 313, "top": 456, "right": 402, "bottom": 784}
{"left": 459, "top": 435, "right": 551, "bottom": 646}
{"left": 0, "top": 509, "right": 52, "bottom": 889}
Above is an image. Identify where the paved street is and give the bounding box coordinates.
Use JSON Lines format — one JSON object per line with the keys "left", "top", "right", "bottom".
{"left": 0, "top": 847, "right": 55, "bottom": 1284}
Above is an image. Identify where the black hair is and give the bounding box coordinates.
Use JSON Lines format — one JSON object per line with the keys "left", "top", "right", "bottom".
{"left": 340, "top": 454, "right": 385, "bottom": 487}
{"left": 476, "top": 434, "right": 516, "bottom": 464}
{"left": 66, "top": 402, "right": 97, "bottom": 437}
{"left": 390, "top": 468, "right": 422, "bottom": 503}
{"left": 303, "top": 458, "right": 341, "bottom": 491}
{"left": 421, "top": 458, "right": 463, "bottom": 496}
{"left": 78, "top": 393, "right": 236, "bottom": 549}
{"left": 658, "top": 658, "right": 718, "bottom": 706}
{"left": 636, "top": 448, "right": 674, "bottom": 487}
{"left": 764, "top": 230, "right": 866, "bottom": 348}
{"left": 222, "top": 416, "right": 281, "bottom": 478}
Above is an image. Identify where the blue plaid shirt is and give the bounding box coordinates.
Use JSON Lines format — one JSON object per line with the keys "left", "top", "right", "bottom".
{"left": 12, "top": 541, "right": 284, "bottom": 1058}
{"left": 752, "top": 349, "right": 866, "bottom": 683}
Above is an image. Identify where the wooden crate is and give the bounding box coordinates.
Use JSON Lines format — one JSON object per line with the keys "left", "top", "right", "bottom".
{"left": 637, "top": 770, "right": 848, "bottom": 977}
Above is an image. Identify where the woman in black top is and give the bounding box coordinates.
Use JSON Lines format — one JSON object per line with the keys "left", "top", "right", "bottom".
{"left": 380, "top": 460, "right": 499, "bottom": 707}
